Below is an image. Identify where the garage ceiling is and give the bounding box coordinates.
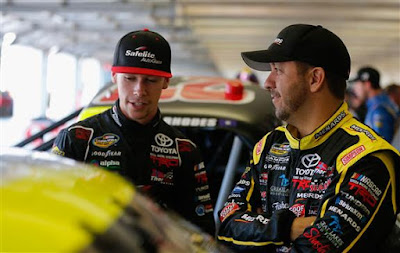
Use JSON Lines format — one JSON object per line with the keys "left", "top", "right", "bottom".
{"left": 1, "top": 0, "right": 399, "bottom": 83}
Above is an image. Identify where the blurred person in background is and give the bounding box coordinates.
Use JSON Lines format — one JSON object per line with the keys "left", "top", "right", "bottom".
{"left": 351, "top": 67, "right": 399, "bottom": 143}
{"left": 236, "top": 67, "right": 260, "bottom": 85}
{"left": 52, "top": 29, "right": 215, "bottom": 234}
{"left": 385, "top": 83, "right": 400, "bottom": 150}
{"left": 385, "top": 83, "right": 400, "bottom": 109}
{"left": 344, "top": 87, "right": 367, "bottom": 122}
{"left": 217, "top": 24, "right": 400, "bottom": 252}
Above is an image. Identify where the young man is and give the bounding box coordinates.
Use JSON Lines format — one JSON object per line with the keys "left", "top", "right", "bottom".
{"left": 52, "top": 29, "right": 214, "bottom": 234}
{"left": 217, "top": 24, "right": 400, "bottom": 252}
{"left": 351, "top": 67, "right": 399, "bottom": 142}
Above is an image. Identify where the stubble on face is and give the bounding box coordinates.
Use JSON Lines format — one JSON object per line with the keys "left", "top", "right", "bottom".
{"left": 274, "top": 69, "right": 309, "bottom": 122}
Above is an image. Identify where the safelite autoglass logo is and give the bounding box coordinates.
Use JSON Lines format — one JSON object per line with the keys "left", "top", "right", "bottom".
{"left": 125, "top": 46, "right": 162, "bottom": 64}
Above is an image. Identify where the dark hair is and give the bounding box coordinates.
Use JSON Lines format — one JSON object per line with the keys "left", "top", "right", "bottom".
{"left": 296, "top": 62, "right": 346, "bottom": 100}
{"left": 369, "top": 80, "right": 381, "bottom": 90}
{"left": 384, "top": 83, "right": 400, "bottom": 95}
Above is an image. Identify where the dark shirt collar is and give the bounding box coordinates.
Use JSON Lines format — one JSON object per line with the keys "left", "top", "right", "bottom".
{"left": 112, "top": 99, "right": 161, "bottom": 129}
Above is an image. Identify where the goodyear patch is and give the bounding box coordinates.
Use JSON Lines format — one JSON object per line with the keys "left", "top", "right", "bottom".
{"left": 92, "top": 133, "right": 120, "bottom": 148}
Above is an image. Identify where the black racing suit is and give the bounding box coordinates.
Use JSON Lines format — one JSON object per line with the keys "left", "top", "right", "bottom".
{"left": 52, "top": 101, "right": 215, "bottom": 234}
{"left": 217, "top": 102, "right": 400, "bottom": 252}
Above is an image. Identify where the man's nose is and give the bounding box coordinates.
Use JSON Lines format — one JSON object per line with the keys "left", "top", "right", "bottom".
{"left": 264, "top": 73, "right": 275, "bottom": 91}
{"left": 133, "top": 81, "right": 147, "bottom": 97}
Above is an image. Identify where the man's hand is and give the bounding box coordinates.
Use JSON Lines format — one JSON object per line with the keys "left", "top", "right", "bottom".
{"left": 290, "top": 216, "right": 317, "bottom": 241}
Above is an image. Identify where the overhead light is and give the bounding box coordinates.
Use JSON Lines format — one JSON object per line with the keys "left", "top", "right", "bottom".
{"left": 2, "top": 32, "right": 16, "bottom": 46}
{"left": 49, "top": 46, "right": 60, "bottom": 55}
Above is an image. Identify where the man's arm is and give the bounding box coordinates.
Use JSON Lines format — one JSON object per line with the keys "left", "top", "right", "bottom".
{"left": 217, "top": 160, "right": 297, "bottom": 252}
{"left": 51, "top": 125, "right": 94, "bottom": 161}
{"left": 174, "top": 138, "right": 215, "bottom": 235}
{"left": 291, "top": 152, "right": 398, "bottom": 252}
{"left": 290, "top": 217, "right": 317, "bottom": 241}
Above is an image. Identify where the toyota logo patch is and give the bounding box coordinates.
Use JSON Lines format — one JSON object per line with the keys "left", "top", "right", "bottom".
{"left": 155, "top": 133, "right": 173, "bottom": 147}
{"left": 301, "top": 153, "right": 321, "bottom": 168}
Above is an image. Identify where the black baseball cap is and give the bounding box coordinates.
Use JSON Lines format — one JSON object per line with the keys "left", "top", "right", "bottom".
{"left": 349, "top": 67, "right": 380, "bottom": 85}
{"left": 112, "top": 29, "right": 172, "bottom": 78}
{"left": 241, "top": 24, "right": 351, "bottom": 80}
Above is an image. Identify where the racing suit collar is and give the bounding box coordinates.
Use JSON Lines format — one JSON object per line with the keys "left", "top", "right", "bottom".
{"left": 284, "top": 102, "right": 352, "bottom": 150}
{"left": 113, "top": 99, "right": 161, "bottom": 129}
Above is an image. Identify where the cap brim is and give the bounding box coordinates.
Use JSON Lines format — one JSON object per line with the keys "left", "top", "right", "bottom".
{"left": 348, "top": 76, "right": 360, "bottom": 83}
{"left": 111, "top": 66, "right": 172, "bottom": 78}
{"left": 241, "top": 50, "right": 292, "bottom": 71}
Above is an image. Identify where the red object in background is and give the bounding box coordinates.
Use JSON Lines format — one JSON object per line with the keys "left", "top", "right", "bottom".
{"left": 225, "top": 81, "right": 244, "bottom": 100}
{"left": 0, "top": 90, "right": 14, "bottom": 117}
{"left": 25, "top": 117, "right": 64, "bottom": 148}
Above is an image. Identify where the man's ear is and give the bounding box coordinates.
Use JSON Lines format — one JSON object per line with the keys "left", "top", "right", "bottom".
{"left": 111, "top": 72, "right": 117, "bottom": 84}
{"left": 163, "top": 77, "right": 170, "bottom": 89}
{"left": 309, "top": 67, "right": 325, "bottom": 93}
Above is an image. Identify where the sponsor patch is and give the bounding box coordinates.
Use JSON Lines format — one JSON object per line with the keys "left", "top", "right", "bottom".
{"left": 328, "top": 208, "right": 362, "bottom": 232}
{"left": 301, "top": 153, "right": 321, "bottom": 168}
{"left": 290, "top": 203, "right": 305, "bottom": 217}
{"left": 195, "top": 205, "right": 205, "bottom": 216}
{"left": 75, "top": 128, "right": 91, "bottom": 140}
{"left": 155, "top": 133, "right": 173, "bottom": 147}
{"left": 239, "top": 213, "right": 270, "bottom": 225}
{"left": 292, "top": 178, "right": 311, "bottom": 190}
{"left": 232, "top": 186, "right": 245, "bottom": 194}
{"left": 195, "top": 170, "right": 208, "bottom": 184}
{"left": 151, "top": 169, "right": 173, "bottom": 185}
{"left": 341, "top": 145, "right": 366, "bottom": 165}
{"left": 350, "top": 125, "right": 376, "bottom": 140}
{"left": 91, "top": 150, "right": 121, "bottom": 158}
{"left": 256, "top": 139, "right": 264, "bottom": 155}
{"left": 269, "top": 143, "right": 290, "bottom": 156}
{"left": 303, "top": 227, "right": 332, "bottom": 252}
{"left": 260, "top": 172, "right": 268, "bottom": 185}
{"left": 316, "top": 221, "right": 344, "bottom": 248}
{"left": 178, "top": 140, "right": 193, "bottom": 152}
{"left": 270, "top": 185, "right": 289, "bottom": 197}
{"left": 194, "top": 162, "right": 205, "bottom": 171}
{"left": 279, "top": 174, "right": 289, "bottom": 187}
{"left": 99, "top": 160, "right": 120, "bottom": 169}
{"left": 92, "top": 133, "right": 120, "bottom": 148}
{"left": 150, "top": 155, "right": 179, "bottom": 168}
{"left": 314, "top": 111, "right": 346, "bottom": 139}
{"left": 51, "top": 146, "right": 65, "bottom": 156}
{"left": 348, "top": 173, "right": 381, "bottom": 207}
{"left": 220, "top": 202, "right": 239, "bottom": 222}
{"left": 272, "top": 201, "right": 289, "bottom": 211}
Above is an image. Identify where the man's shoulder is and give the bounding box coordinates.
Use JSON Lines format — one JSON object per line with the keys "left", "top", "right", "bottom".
{"left": 337, "top": 118, "right": 400, "bottom": 169}
{"left": 159, "top": 119, "right": 187, "bottom": 138}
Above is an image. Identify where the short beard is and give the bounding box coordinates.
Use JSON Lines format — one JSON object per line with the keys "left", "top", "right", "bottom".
{"left": 275, "top": 78, "right": 308, "bottom": 122}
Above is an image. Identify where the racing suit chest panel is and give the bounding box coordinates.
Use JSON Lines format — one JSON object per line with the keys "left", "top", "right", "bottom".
{"left": 260, "top": 129, "right": 359, "bottom": 218}
{"left": 78, "top": 110, "right": 183, "bottom": 194}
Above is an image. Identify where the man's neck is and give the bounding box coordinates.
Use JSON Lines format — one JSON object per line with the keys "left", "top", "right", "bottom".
{"left": 288, "top": 99, "right": 342, "bottom": 139}
{"left": 368, "top": 88, "right": 382, "bottom": 99}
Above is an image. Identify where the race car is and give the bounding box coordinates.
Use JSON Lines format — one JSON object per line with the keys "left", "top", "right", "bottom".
{"left": 0, "top": 147, "right": 232, "bottom": 252}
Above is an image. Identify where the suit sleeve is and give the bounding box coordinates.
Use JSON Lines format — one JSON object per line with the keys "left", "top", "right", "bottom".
{"left": 51, "top": 125, "right": 93, "bottom": 162}
{"left": 291, "top": 152, "right": 398, "bottom": 252}
{"left": 217, "top": 159, "right": 296, "bottom": 252}
{"left": 173, "top": 139, "right": 215, "bottom": 235}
